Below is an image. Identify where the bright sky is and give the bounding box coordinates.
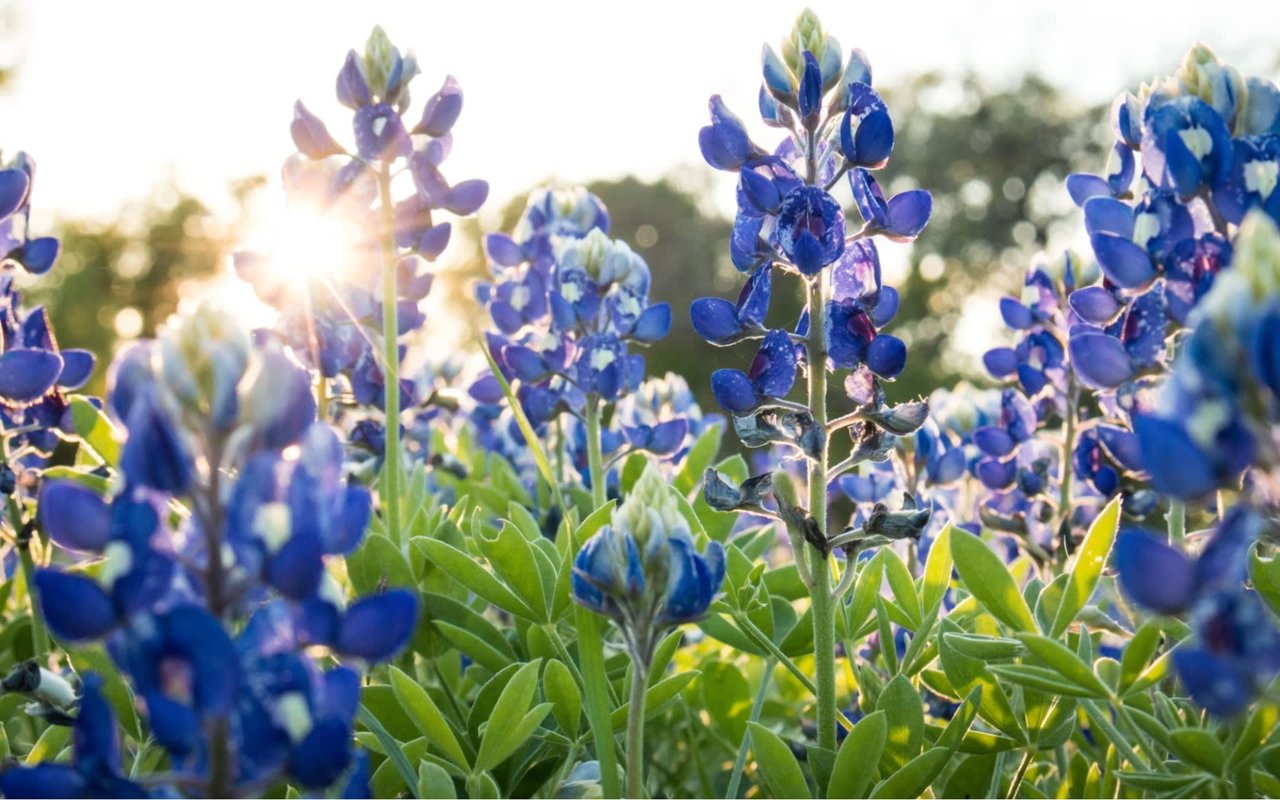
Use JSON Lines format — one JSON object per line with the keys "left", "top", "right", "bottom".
{"left": 3, "top": 0, "right": 1276, "bottom": 224}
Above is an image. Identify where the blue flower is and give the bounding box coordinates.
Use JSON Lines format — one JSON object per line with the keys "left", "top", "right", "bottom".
{"left": 776, "top": 185, "right": 845, "bottom": 275}
{"left": 1141, "top": 95, "right": 1233, "bottom": 198}
{"left": 691, "top": 263, "right": 772, "bottom": 345}
{"left": 0, "top": 674, "right": 146, "bottom": 799}
{"left": 699, "top": 95, "right": 761, "bottom": 171}
{"left": 839, "top": 83, "right": 894, "bottom": 168}
{"left": 849, "top": 168, "right": 932, "bottom": 242}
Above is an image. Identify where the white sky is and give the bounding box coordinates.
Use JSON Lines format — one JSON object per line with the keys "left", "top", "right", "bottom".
{"left": 2, "top": 0, "right": 1277, "bottom": 224}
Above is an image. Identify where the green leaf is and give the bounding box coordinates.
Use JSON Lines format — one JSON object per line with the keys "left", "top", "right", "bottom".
{"left": 952, "top": 529, "right": 1037, "bottom": 633}
{"left": 1169, "top": 727, "right": 1226, "bottom": 774}
{"left": 922, "top": 523, "right": 953, "bottom": 613}
{"left": 674, "top": 422, "right": 724, "bottom": 495}
{"left": 418, "top": 761, "right": 458, "bottom": 799}
{"left": 702, "top": 661, "right": 752, "bottom": 742}
{"left": 1119, "top": 621, "right": 1161, "bottom": 694}
{"left": 475, "top": 522, "right": 549, "bottom": 622}
{"left": 67, "top": 646, "right": 140, "bottom": 741}
{"left": 986, "top": 664, "right": 1103, "bottom": 698}
{"left": 25, "top": 724, "right": 69, "bottom": 764}
{"left": 882, "top": 547, "right": 921, "bottom": 628}
{"left": 389, "top": 666, "right": 471, "bottom": 771}
{"left": 937, "top": 686, "right": 984, "bottom": 750}
{"left": 70, "top": 395, "right": 122, "bottom": 465}
{"left": 877, "top": 674, "right": 923, "bottom": 771}
{"left": 941, "top": 632, "right": 1024, "bottom": 661}
{"left": 417, "top": 538, "right": 538, "bottom": 621}
{"left": 869, "top": 747, "right": 950, "bottom": 798}
{"left": 1116, "top": 771, "right": 1211, "bottom": 794}
{"left": 828, "top": 711, "right": 887, "bottom": 799}
{"left": 434, "top": 622, "right": 511, "bottom": 674}
{"left": 476, "top": 660, "right": 543, "bottom": 771}
{"left": 1051, "top": 495, "right": 1120, "bottom": 637}
{"left": 544, "top": 659, "right": 582, "bottom": 738}
{"left": 938, "top": 623, "right": 1025, "bottom": 743}
{"left": 1017, "top": 633, "right": 1111, "bottom": 696}
{"left": 348, "top": 533, "right": 415, "bottom": 594}
{"left": 610, "top": 671, "right": 699, "bottom": 730}
{"left": 749, "top": 722, "right": 812, "bottom": 799}
{"left": 1250, "top": 546, "right": 1280, "bottom": 617}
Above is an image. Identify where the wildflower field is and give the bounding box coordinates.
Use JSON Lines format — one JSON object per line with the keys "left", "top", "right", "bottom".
{"left": 1, "top": 6, "right": 1280, "bottom": 799}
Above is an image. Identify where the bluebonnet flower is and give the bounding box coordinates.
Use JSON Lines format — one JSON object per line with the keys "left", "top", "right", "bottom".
{"left": 1134, "top": 213, "right": 1280, "bottom": 500}
{"left": 239, "top": 26, "right": 486, "bottom": 472}
{"left": 0, "top": 674, "right": 145, "bottom": 798}
{"left": 29, "top": 304, "right": 416, "bottom": 795}
{"left": 0, "top": 152, "right": 95, "bottom": 464}
{"left": 694, "top": 14, "right": 931, "bottom": 499}
{"left": 1115, "top": 508, "right": 1280, "bottom": 716}
{"left": 475, "top": 187, "right": 691, "bottom": 500}
{"left": 572, "top": 463, "right": 725, "bottom": 660}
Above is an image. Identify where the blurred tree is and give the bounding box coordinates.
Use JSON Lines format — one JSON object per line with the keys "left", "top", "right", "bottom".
{"left": 878, "top": 73, "right": 1108, "bottom": 402}
{"left": 29, "top": 183, "right": 240, "bottom": 395}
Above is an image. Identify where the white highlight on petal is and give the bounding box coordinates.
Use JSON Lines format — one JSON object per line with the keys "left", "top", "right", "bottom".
{"left": 254, "top": 502, "right": 292, "bottom": 554}
{"left": 1178, "top": 126, "right": 1214, "bottom": 161}
{"left": 1244, "top": 159, "right": 1279, "bottom": 200}
{"left": 589, "top": 348, "right": 616, "bottom": 371}
{"left": 100, "top": 541, "right": 134, "bottom": 589}
{"left": 372, "top": 116, "right": 387, "bottom": 138}
{"left": 275, "top": 691, "right": 313, "bottom": 743}
{"left": 1132, "top": 213, "right": 1162, "bottom": 250}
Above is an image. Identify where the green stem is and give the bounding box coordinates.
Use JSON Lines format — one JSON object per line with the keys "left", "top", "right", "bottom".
{"left": 735, "top": 614, "right": 819, "bottom": 696}
{"left": 1007, "top": 748, "right": 1034, "bottom": 799}
{"left": 805, "top": 275, "right": 837, "bottom": 754}
{"left": 577, "top": 397, "right": 620, "bottom": 797}
{"left": 1081, "top": 699, "right": 1150, "bottom": 771}
{"left": 376, "top": 163, "right": 402, "bottom": 543}
{"left": 727, "top": 660, "right": 776, "bottom": 799}
{"left": 316, "top": 372, "right": 329, "bottom": 424}
{"left": 1167, "top": 499, "right": 1186, "bottom": 548}
{"left": 626, "top": 659, "right": 650, "bottom": 799}
{"left": 1057, "top": 373, "right": 1077, "bottom": 570}
{"left": 10, "top": 497, "right": 47, "bottom": 657}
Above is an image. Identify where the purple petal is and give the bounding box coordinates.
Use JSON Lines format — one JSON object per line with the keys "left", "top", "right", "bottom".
{"left": 418, "top": 75, "right": 463, "bottom": 137}
{"left": 1069, "top": 286, "right": 1122, "bottom": 325}
{"left": 0, "top": 168, "right": 30, "bottom": 220}
{"left": 1066, "top": 173, "right": 1111, "bottom": 206}
{"left": 486, "top": 233, "right": 525, "bottom": 267}
{"left": 882, "top": 190, "right": 932, "bottom": 240}
{"left": 999, "top": 298, "right": 1034, "bottom": 330}
{"left": 1091, "top": 232, "right": 1156, "bottom": 289}
{"left": 1083, "top": 197, "right": 1135, "bottom": 238}
{"left": 445, "top": 179, "right": 489, "bottom": 216}
{"left": 983, "top": 347, "right": 1017, "bottom": 378}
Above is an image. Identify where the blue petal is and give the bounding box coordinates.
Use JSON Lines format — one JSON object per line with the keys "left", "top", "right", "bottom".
{"left": 20, "top": 237, "right": 61, "bottom": 275}
{"left": 1083, "top": 197, "right": 1135, "bottom": 238}
{"left": 1096, "top": 425, "right": 1143, "bottom": 472}
{"left": 711, "top": 369, "right": 759, "bottom": 413}
{"left": 0, "top": 349, "right": 63, "bottom": 403}
{"left": 1132, "top": 415, "right": 1219, "bottom": 499}
{"left": 417, "top": 75, "right": 463, "bottom": 137}
{"left": 1090, "top": 233, "right": 1156, "bottom": 289}
{"left": 983, "top": 347, "right": 1017, "bottom": 378}
{"left": 748, "top": 330, "right": 798, "bottom": 397}
{"left": 503, "top": 345, "right": 548, "bottom": 383}
{"left": 631, "top": 303, "right": 671, "bottom": 342}
{"left": 446, "top": 180, "right": 489, "bottom": 216}
{"left": 882, "top": 190, "right": 932, "bottom": 240}
{"left": 485, "top": 233, "right": 525, "bottom": 267}
{"left": 1173, "top": 649, "right": 1254, "bottom": 717}
{"left": 737, "top": 264, "right": 772, "bottom": 327}
{"left": 1069, "top": 286, "right": 1122, "bottom": 325}
{"left": 1065, "top": 174, "right": 1111, "bottom": 207}
{"left": 1068, "top": 332, "right": 1133, "bottom": 390}
{"left": 0, "top": 167, "right": 30, "bottom": 220}
{"left": 999, "top": 298, "right": 1034, "bottom": 330}
{"left": 871, "top": 287, "right": 899, "bottom": 327}
{"left": 865, "top": 335, "right": 906, "bottom": 379}
{"left": 973, "top": 426, "right": 1016, "bottom": 457}
{"left": 646, "top": 419, "right": 688, "bottom": 456}
{"left": 57, "top": 349, "right": 96, "bottom": 390}
{"left": 335, "top": 51, "right": 371, "bottom": 109}
{"left": 1113, "top": 530, "right": 1195, "bottom": 614}
{"left": 40, "top": 481, "right": 111, "bottom": 553}
{"left": 291, "top": 100, "right": 343, "bottom": 160}
{"left": 164, "top": 605, "right": 240, "bottom": 716}
{"left": 269, "top": 530, "right": 324, "bottom": 601}
{"left": 293, "top": 718, "right": 354, "bottom": 788}
{"left": 34, "top": 569, "right": 116, "bottom": 641}
{"left": 0, "top": 764, "right": 88, "bottom": 799}
{"left": 975, "top": 457, "right": 1017, "bottom": 490}
{"left": 336, "top": 590, "right": 419, "bottom": 662}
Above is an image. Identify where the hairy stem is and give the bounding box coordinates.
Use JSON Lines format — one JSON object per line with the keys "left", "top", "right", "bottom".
{"left": 376, "top": 163, "right": 402, "bottom": 543}
{"left": 805, "top": 275, "right": 838, "bottom": 754}
{"left": 625, "top": 658, "right": 650, "bottom": 799}
{"left": 1167, "top": 499, "right": 1186, "bottom": 547}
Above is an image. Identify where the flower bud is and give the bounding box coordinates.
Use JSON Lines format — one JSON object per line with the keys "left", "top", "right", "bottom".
{"left": 1178, "top": 43, "right": 1247, "bottom": 126}
{"left": 157, "top": 302, "right": 251, "bottom": 429}
{"left": 782, "top": 8, "right": 827, "bottom": 82}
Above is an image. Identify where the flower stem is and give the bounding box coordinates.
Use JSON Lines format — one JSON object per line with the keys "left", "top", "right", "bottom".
{"left": 1007, "top": 748, "right": 1034, "bottom": 799}
{"left": 625, "top": 658, "right": 650, "bottom": 799}
{"left": 805, "top": 276, "right": 838, "bottom": 754}
{"left": 1057, "top": 373, "right": 1077, "bottom": 570}
{"left": 1167, "top": 499, "right": 1186, "bottom": 547}
{"left": 376, "top": 163, "right": 403, "bottom": 543}
{"left": 726, "top": 659, "right": 776, "bottom": 799}
{"left": 578, "top": 397, "right": 620, "bottom": 797}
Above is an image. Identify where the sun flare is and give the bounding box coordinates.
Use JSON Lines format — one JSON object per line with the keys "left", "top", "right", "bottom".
{"left": 270, "top": 210, "right": 359, "bottom": 282}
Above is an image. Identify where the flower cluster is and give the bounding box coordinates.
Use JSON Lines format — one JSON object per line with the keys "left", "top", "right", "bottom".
{"left": 475, "top": 186, "right": 682, "bottom": 495}
{"left": 0, "top": 153, "right": 95, "bottom": 464}
{"left": 1066, "top": 45, "right": 1280, "bottom": 387}
{"left": 16, "top": 304, "right": 417, "bottom": 795}
{"left": 1134, "top": 213, "right": 1280, "bottom": 500}
{"left": 572, "top": 462, "right": 724, "bottom": 661}
{"left": 693, "top": 10, "right": 931, "bottom": 533}
{"left": 236, "top": 26, "right": 487, "bottom": 462}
